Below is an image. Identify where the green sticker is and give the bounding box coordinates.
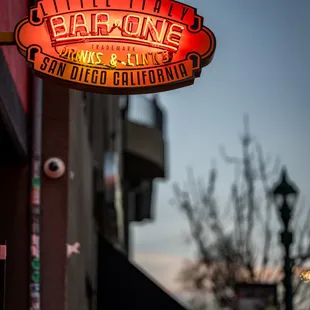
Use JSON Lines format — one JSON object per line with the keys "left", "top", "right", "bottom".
{"left": 32, "top": 258, "right": 40, "bottom": 270}
{"left": 32, "top": 271, "right": 40, "bottom": 283}
{"left": 33, "top": 177, "right": 40, "bottom": 187}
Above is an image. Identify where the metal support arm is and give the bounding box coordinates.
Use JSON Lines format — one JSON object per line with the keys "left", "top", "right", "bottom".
{"left": 0, "top": 32, "right": 15, "bottom": 46}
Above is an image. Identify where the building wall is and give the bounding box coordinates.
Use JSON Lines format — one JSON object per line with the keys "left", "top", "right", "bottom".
{"left": 66, "top": 91, "right": 122, "bottom": 310}
{"left": 91, "top": 94, "right": 124, "bottom": 248}
{"left": 0, "top": 165, "right": 29, "bottom": 309}
{"left": 0, "top": 0, "right": 29, "bottom": 111}
{"left": 0, "top": 6, "right": 30, "bottom": 306}
{"left": 39, "top": 83, "right": 124, "bottom": 310}
{"left": 0, "top": 0, "right": 29, "bottom": 162}
{"left": 0, "top": 0, "right": 31, "bottom": 304}
{"left": 66, "top": 90, "right": 95, "bottom": 310}
{"left": 41, "top": 81, "right": 70, "bottom": 310}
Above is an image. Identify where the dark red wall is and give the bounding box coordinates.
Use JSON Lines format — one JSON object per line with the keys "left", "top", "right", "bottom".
{"left": 41, "top": 81, "right": 70, "bottom": 310}
{"left": 0, "top": 0, "right": 29, "bottom": 112}
{"left": 0, "top": 165, "right": 29, "bottom": 309}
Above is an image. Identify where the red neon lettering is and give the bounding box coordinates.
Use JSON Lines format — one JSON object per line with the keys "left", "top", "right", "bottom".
{"left": 165, "top": 24, "right": 184, "bottom": 49}
{"left": 70, "top": 13, "right": 89, "bottom": 36}
{"left": 91, "top": 13, "right": 110, "bottom": 35}
{"left": 50, "top": 15, "right": 67, "bottom": 37}
{"left": 122, "top": 15, "right": 142, "bottom": 36}
{"left": 142, "top": 17, "right": 167, "bottom": 42}
{"left": 48, "top": 12, "right": 184, "bottom": 52}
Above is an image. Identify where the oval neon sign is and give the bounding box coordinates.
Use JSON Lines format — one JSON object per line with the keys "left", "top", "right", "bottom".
{"left": 15, "top": 0, "right": 216, "bottom": 94}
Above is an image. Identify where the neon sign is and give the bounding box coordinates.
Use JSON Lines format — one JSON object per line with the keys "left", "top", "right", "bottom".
{"left": 14, "top": 0, "right": 216, "bottom": 94}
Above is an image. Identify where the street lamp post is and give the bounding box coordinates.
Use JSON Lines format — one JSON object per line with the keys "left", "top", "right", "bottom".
{"left": 271, "top": 167, "right": 299, "bottom": 310}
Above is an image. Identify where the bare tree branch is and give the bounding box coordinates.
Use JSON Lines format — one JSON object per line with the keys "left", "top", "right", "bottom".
{"left": 172, "top": 116, "right": 309, "bottom": 309}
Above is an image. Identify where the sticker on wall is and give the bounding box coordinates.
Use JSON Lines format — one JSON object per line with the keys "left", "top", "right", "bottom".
{"left": 0, "top": 245, "right": 6, "bottom": 261}
{"left": 31, "top": 187, "right": 40, "bottom": 205}
{"left": 67, "top": 242, "right": 80, "bottom": 258}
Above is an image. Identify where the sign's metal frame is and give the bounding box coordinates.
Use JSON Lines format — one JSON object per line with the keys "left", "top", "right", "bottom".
{"left": 0, "top": 32, "right": 15, "bottom": 45}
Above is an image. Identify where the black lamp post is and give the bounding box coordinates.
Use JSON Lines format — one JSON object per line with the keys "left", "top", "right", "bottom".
{"left": 271, "top": 167, "right": 299, "bottom": 310}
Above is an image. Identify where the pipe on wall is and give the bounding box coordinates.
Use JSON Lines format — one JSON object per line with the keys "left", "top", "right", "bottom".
{"left": 29, "top": 74, "right": 43, "bottom": 310}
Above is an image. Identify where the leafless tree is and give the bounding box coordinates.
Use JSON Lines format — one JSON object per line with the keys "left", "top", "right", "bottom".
{"left": 172, "top": 115, "right": 310, "bottom": 309}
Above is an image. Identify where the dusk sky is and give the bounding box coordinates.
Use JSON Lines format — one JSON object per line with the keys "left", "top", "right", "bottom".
{"left": 129, "top": 0, "right": 310, "bottom": 302}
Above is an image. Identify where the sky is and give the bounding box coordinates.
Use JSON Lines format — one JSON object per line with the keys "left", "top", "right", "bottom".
{"left": 129, "top": 0, "right": 310, "bottom": 304}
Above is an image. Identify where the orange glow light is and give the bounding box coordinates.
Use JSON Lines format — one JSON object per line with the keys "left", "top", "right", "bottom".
{"left": 14, "top": 0, "right": 216, "bottom": 94}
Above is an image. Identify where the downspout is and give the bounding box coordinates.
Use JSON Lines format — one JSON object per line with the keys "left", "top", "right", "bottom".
{"left": 28, "top": 3, "right": 44, "bottom": 310}
{"left": 110, "top": 96, "right": 125, "bottom": 251}
{"left": 29, "top": 71, "right": 43, "bottom": 310}
{"left": 122, "top": 96, "right": 130, "bottom": 258}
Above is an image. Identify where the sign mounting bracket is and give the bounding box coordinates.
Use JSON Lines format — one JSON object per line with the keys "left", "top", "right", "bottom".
{"left": 0, "top": 32, "right": 15, "bottom": 46}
